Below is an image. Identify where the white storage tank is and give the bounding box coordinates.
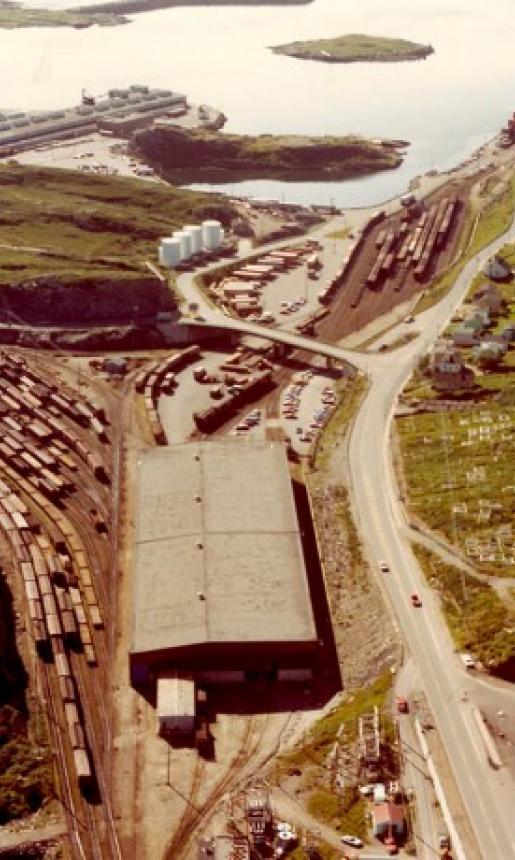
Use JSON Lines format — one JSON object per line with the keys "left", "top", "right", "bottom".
{"left": 202, "top": 219, "right": 222, "bottom": 250}
{"left": 184, "top": 225, "right": 203, "bottom": 255}
{"left": 173, "top": 230, "right": 192, "bottom": 260}
{"left": 160, "top": 237, "right": 183, "bottom": 268}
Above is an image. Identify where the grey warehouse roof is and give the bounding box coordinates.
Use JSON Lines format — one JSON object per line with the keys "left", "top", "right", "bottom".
{"left": 131, "top": 440, "right": 316, "bottom": 656}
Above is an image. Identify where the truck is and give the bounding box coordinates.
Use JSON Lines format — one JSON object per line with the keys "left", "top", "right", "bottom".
{"left": 307, "top": 253, "right": 322, "bottom": 276}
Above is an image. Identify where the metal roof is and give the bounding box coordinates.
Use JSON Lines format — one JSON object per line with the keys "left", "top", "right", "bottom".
{"left": 131, "top": 440, "right": 316, "bottom": 656}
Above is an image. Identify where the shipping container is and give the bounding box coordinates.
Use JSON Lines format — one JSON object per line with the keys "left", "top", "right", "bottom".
{"left": 64, "top": 702, "right": 79, "bottom": 728}
{"left": 46, "top": 614, "right": 62, "bottom": 638}
{"left": 88, "top": 605, "right": 103, "bottom": 629}
{"left": 74, "top": 748, "right": 92, "bottom": 790}
{"left": 79, "top": 623, "right": 92, "bottom": 646}
{"left": 69, "top": 722, "right": 86, "bottom": 751}
{"left": 58, "top": 674, "right": 75, "bottom": 703}
{"left": 55, "top": 652, "right": 71, "bottom": 677}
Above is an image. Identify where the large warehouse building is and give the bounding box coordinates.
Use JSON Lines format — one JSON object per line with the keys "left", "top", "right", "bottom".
{"left": 129, "top": 440, "right": 318, "bottom": 688}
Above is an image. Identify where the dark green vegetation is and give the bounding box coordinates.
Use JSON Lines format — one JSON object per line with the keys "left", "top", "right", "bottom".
{"left": 132, "top": 126, "right": 404, "bottom": 184}
{"left": 0, "top": 164, "right": 233, "bottom": 324}
{"left": 0, "top": 572, "right": 53, "bottom": 822}
{"left": 270, "top": 33, "right": 434, "bottom": 63}
{"left": 0, "top": 0, "right": 125, "bottom": 28}
{"left": 272, "top": 672, "right": 394, "bottom": 839}
{"left": 413, "top": 545, "right": 515, "bottom": 671}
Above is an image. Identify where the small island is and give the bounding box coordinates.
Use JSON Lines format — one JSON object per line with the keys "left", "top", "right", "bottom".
{"left": 131, "top": 125, "right": 407, "bottom": 184}
{"left": 270, "top": 33, "right": 434, "bottom": 64}
{"left": 0, "top": 0, "right": 126, "bottom": 28}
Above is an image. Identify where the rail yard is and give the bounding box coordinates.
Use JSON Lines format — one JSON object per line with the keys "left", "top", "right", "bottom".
{"left": 0, "top": 135, "right": 513, "bottom": 860}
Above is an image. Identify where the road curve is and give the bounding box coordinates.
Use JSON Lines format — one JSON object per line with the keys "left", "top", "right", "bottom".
{"left": 347, "top": 215, "right": 515, "bottom": 859}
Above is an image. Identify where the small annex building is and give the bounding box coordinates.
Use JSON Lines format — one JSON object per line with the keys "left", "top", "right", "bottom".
{"left": 130, "top": 440, "right": 318, "bottom": 687}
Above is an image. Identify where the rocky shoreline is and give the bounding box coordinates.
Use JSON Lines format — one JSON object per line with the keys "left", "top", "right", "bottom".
{"left": 131, "top": 125, "right": 407, "bottom": 184}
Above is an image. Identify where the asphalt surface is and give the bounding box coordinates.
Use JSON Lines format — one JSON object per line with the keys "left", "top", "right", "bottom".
{"left": 175, "top": 164, "right": 515, "bottom": 860}
{"left": 346, "top": 214, "right": 515, "bottom": 860}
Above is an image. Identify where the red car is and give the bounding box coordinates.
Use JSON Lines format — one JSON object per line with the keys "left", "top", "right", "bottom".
{"left": 397, "top": 697, "right": 409, "bottom": 714}
{"left": 410, "top": 593, "right": 422, "bottom": 607}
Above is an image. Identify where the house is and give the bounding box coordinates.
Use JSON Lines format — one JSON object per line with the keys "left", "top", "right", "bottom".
{"left": 452, "top": 327, "right": 480, "bottom": 348}
{"left": 431, "top": 342, "right": 475, "bottom": 391}
{"left": 480, "top": 335, "right": 508, "bottom": 353}
{"left": 463, "top": 309, "right": 490, "bottom": 332}
{"left": 483, "top": 256, "right": 511, "bottom": 281}
{"left": 472, "top": 341, "right": 507, "bottom": 365}
{"left": 500, "top": 323, "right": 515, "bottom": 343}
{"left": 472, "top": 283, "right": 505, "bottom": 315}
{"left": 372, "top": 802, "right": 405, "bottom": 839}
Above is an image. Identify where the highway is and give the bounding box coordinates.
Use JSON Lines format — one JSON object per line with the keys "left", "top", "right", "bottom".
{"left": 346, "top": 214, "right": 515, "bottom": 859}
{"left": 176, "top": 202, "right": 515, "bottom": 858}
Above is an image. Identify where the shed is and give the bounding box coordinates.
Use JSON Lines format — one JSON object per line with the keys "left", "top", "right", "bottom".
{"left": 157, "top": 675, "right": 195, "bottom": 735}
{"left": 372, "top": 802, "right": 405, "bottom": 838}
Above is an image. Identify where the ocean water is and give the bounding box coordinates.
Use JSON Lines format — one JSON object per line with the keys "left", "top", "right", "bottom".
{"left": 3, "top": 0, "right": 514, "bottom": 205}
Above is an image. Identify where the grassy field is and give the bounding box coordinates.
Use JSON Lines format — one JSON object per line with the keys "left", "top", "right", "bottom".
{"left": 0, "top": 164, "right": 229, "bottom": 285}
{"left": 415, "top": 169, "right": 515, "bottom": 313}
{"left": 270, "top": 33, "right": 434, "bottom": 63}
{"left": 396, "top": 405, "right": 515, "bottom": 576}
{"left": 412, "top": 544, "right": 515, "bottom": 670}
{"left": 272, "top": 672, "right": 394, "bottom": 839}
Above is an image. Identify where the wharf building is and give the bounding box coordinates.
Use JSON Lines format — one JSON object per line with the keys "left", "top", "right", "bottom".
{"left": 130, "top": 440, "right": 318, "bottom": 695}
{"left": 0, "top": 85, "right": 187, "bottom": 155}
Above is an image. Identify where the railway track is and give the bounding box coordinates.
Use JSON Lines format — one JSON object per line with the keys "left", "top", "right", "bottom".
{"left": 165, "top": 715, "right": 272, "bottom": 860}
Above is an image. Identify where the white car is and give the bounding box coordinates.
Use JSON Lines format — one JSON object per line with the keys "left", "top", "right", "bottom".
{"left": 341, "top": 835, "right": 364, "bottom": 848}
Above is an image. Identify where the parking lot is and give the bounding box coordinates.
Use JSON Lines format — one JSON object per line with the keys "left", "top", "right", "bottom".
{"left": 276, "top": 372, "right": 337, "bottom": 455}
{"left": 156, "top": 348, "right": 337, "bottom": 456}
{"left": 215, "top": 233, "right": 354, "bottom": 332}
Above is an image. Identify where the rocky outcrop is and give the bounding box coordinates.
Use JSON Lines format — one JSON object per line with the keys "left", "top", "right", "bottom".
{"left": 131, "top": 126, "right": 404, "bottom": 183}
{"left": 0, "top": 274, "right": 174, "bottom": 325}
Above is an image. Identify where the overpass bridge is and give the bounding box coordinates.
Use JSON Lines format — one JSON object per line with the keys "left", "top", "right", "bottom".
{"left": 178, "top": 315, "right": 368, "bottom": 371}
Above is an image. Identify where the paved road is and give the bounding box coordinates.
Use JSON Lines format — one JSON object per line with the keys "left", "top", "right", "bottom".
{"left": 346, "top": 214, "right": 515, "bottom": 860}
{"left": 174, "top": 169, "right": 515, "bottom": 858}
{"left": 395, "top": 660, "right": 441, "bottom": 860}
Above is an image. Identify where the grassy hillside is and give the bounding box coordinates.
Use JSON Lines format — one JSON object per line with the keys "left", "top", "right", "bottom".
{"left": 0, "top": 164, "right": 230, "bottom": 281}
{"left": 271, "top": 33, "right": 434, "bottom": 63}
{"left": 0, "top": 164, "right": 234, "bottom": 324}
{"left": 413, "top": 545, "right": 515, "bottom": 672}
